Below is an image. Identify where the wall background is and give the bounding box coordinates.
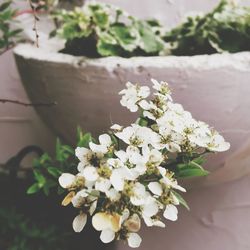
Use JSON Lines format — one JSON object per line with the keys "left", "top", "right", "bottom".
{"left": 1, "top": 0, "right": 250, "bottom": 250}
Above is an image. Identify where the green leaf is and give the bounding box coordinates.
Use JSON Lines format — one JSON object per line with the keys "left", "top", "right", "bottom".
{"left": 137, "top": 117, "right": 148, "bottom": 127}
{"left": 0, "top": 1, "right": 12, "bottom": 12}
{"left": 27, "top": 183, "right": 41, "bottom": 195}
{"left": 136, "top": 20, "right": 164, "bottom": 54}
{"left": 171, "top": 190, "right": 190, "bottom": 210}
{"left": 33, "top": 170, "right": 46, "bottom": 187}
{"left": 97, "top": 39, "right": 122, "bottom": 56}
{"left": 110, "top": 23, "right": 138, "bottom": 52}
{"left": 47, "top": 167, "right": 62, "bottom": 178}
{"left": 77, "top": 132, "right": 93, "bottom": 147}
{"left": 178, "top": 168, "right": 209, "bottom": 178}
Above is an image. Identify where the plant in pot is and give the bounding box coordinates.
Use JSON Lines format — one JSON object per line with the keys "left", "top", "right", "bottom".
{"left": 25, "top": 79, "right": 230, "bottom": 248}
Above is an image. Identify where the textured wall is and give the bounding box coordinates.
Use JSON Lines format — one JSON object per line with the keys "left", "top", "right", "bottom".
{"left": 1, "top": 1, "right": 250, "bottom": 250}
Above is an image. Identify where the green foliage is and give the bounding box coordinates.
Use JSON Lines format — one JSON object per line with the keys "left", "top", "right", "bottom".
{"left": 164, "top": 0, "right": 250, "bottom": 55}
{"left": 54, "top": 2, "right": 165, "bottom": 57}
{"left": 0, "top": 1, "right": 22, "bottom": 54}
{"left": 0, "top": 207, "right": 70, "bottom": 250}
{"left": 176, "top": 156, "right": 209, "bottom": 178}
{"left": 27, "top": 127, "right": 94, "bottom": 196}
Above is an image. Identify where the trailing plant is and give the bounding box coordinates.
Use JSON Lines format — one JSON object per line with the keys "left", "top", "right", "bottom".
{"left": 53, "top": 2, "right": 166, "bottom": 57}
{"left": 164, "top": 0, "right": 250, "bottom": 55}
{"left": 27, "top": 128, "right": 92, "bottom": 196}
{"left": 0, "top": 206, "right": 69, "bottom": 250}
{"left": 27, "top": 79, "right": 229, "bottom": 248}
{"left": 0, "top": 1, "right": 22, "bottom": 55}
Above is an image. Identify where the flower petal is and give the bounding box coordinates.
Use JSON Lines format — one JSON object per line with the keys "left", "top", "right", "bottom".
{"left": 100, "top": 229, "right": 115, "bottom": 243}
{"left": 92, "top": 212, "right": 111, "bottom": 231}
{"left": 127, "top": 233, "right": 142, "bottom": 248}
{"left": 163, "top": 204, "right": 178, "bottom": 221}
{"left": 110, "top": 169, "right": 124, "bottom": 191}
{"left": 59, "top": 173, "right": 75, "bottom": 189}
{"left": 72, "top": 213, "right": 87, "bottom": 233}
{"left": 148, "top": 182, "right": 163, "bottom": 196}
{"left": 83, "top": 166, "right": 98, "bottom": 182}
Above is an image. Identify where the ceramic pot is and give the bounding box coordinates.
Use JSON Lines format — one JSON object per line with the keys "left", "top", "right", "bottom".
{"left": 14, "top": 43, "right": 250, "bottom": 185}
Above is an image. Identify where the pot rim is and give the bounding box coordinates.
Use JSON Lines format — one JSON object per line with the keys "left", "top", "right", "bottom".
{"left": 14, "top": 43, "right": 250, "bottom": 71}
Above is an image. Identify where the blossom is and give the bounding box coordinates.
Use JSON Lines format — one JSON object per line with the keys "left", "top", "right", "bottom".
{"left": 151, "top": 78, "right": 172, "bottom": 101}
{"left": 57, "top": 79, "right": 230, "bottom": 248}
{"left": 89, "top": 134, "right": 112, "bottom": 154}
{"left": 115, "top": 124, "right": 157, "bottom": 147}
{"left": 119, "top": 82, "right": 150, "bottom": 112}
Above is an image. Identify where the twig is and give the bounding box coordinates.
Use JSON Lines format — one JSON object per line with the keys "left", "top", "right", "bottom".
{"left": 28, "top": 0, "right": 40, "bottom": 47}
{"left": 0, "top": 45, "right": 16, "bottom": 56}
{"left": 0, "top": 98, "right": 57, "bottom": 107}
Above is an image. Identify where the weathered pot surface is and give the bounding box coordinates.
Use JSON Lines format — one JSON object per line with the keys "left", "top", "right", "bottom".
{"left": 14, "top": 43, "right": 250, "bottom": 186}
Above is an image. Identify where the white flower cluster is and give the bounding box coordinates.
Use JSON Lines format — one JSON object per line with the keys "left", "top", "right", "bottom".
{"left": 59, "top": 79, "right": 230, "bottom": 248}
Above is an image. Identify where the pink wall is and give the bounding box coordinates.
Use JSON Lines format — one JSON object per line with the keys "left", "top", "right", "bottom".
{"left": 1, "top": 0, "right": 250, "bottom": 250}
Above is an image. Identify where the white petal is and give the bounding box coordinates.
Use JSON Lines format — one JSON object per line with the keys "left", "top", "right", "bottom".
{"left": 127, "top": 233, "right": 142, "bottom": 248}
{"left": 75, "top": 147, "right": 90, "bottom": 161}
{"left": 110, "top": 124, "right": 123, "bottom": 131}
{"left": 92, "top": 213, "right": 111, "bottom": 231}
{"left": 100, "top": 229, "right": 115, "bottom": 243}
{"left": 77, "top": 162, "right": 85, "bottom": 172}
{"left": 148, "top": 182, "right": 163, "bottom": 196}
{"left": 99, "top": 134, "right": 112, "bottom": 146}
{"left": 163, "top": 204, "right": 178, "bottom": 221}
{"left": 83, "top": 166, "right": 98, "bottom": 182}
{"left": 89, "top": 142, "right": 106, "bottom": 154}
{"left": 143, "top": 199, "right": 159, "bottom": 217}
{"left": 110, "top": 170, "right": 124, "bottom": 191}
{"left": 72, "top": 213, "right": 87, "bottom": 233}
{"left": 95, "top": 178, "right": 111, "bottom": 192}
{"left": 59, "top": 173, "right": 75, "bottom": 189}
{"left": 106, "top": 188, "right": 121, "bottom": 202}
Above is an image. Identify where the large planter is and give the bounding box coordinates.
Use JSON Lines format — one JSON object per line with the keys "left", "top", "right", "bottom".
{"left": 14, "top": 44, "right": 250, "bottom": 185}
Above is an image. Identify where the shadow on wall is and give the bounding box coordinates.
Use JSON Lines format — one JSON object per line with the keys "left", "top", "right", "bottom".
{"left": 0, "top": 51, "right": 55, "bottom": 164}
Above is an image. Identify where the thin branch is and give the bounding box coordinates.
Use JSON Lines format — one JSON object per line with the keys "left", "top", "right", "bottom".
{"left": 0, "top": 44, "right": 16, "bottom": 56}
{"left": 28, "top": 0, "right": 40, "bottom": 47}
{"left": 0, "top": 98, "right": 57, "bottom": 107}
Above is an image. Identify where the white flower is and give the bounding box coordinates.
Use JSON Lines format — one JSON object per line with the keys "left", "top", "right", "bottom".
{"left": 127, "top": 233, "right": 142, "bottom": 248}
{"left": 89, "top": 134, "right": 112, "bottom": 154}
{"left": 119, "top": 82, "right": 150, "bottom": 112}
{"left": 142, "top": 146, "right": 163, "bottom": 168}
{"left": 158, "top": 167, "right": 186, "bottom": 192}
{"left": 72, "top": 213, "right": 87, "bottom": 232}
{"left": 163, "top": 204, "right": 178, "bottom": 221}
{"left": 153, "top": 126, "right": 183, "bottom": 153}
{"left": 115, "top": 124, "right": 157, "bottom": 147}
{"left": 151, "top": 78, "right": 172, "bottom": 101}
{"left": 76, "top": 147, "right": 103, "bottom": 171}
{"left": 206, "top": 133, "right": 230, "bottom": 152}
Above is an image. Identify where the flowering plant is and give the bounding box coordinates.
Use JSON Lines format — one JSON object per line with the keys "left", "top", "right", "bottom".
{"left": 58, "top": 79, "right": 229, "bottom": 248}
